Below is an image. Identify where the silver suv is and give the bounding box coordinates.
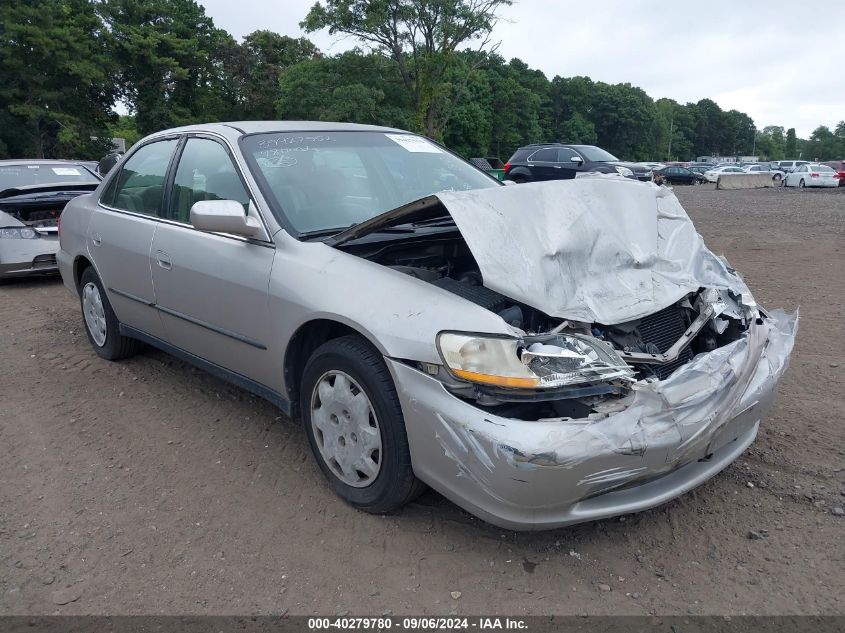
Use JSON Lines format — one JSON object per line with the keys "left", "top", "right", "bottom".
{"left": 57, "top": 122, "right": 797, "bottom": 530}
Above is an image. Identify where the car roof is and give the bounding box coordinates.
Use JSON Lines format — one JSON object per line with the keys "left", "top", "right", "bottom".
{"left": 146, "top": 121, "right": 406, "bottom": 138}
{"left": 516, "top": 143, "right": 594, "bottom": 149}
{"left": 0, "top": 159, "right": 95, "bottom": 166}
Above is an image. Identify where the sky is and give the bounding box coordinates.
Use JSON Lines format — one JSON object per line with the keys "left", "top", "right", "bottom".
{"left": 199, "top": 0, "right": 842, "bottom": 138}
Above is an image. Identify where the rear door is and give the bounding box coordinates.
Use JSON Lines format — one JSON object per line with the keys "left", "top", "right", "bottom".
{"left": 149, "top": 135, "right": 277, "bottom": 387}
{"left": 89, "top": 138, "right": 179, "bottom": 337}
{"left": 526, "top": 147, "right": 567, "bottom": 180}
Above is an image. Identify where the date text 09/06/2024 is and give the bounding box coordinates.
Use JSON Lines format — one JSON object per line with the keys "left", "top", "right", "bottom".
{"left": 307, "top": 617, "right": 528, "bottom": 630}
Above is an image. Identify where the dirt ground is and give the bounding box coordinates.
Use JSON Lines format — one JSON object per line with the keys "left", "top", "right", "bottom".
{"left": 1, "top": 184, "right": 843, "bottom": 616}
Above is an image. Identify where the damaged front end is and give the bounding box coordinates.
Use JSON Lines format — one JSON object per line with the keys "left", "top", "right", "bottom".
{"left": 331, "top": 178, "right": 798, "bottom": 529}
{"left": 431, "top": 285, "right": 760, "bottom": 416}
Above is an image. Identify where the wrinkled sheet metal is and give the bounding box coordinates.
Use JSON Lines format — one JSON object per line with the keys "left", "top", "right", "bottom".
{"left": 437, "top": 178, "right": 754, "bottom": 325}
{"left": 430, "top": 309, "right": 797, "bottom": 508}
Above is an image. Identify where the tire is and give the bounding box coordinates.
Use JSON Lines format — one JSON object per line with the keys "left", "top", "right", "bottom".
{"left": 773, "top": 173, "right": 782, "bottom": 182}
{"left": 79, "top": 267, "right": 143, "bottom": 361}
{"left": 799, "top": 179, "right": 805, "bottom": 188}
{"left": 300, "top": 335, "right": 425, "bottom": 514}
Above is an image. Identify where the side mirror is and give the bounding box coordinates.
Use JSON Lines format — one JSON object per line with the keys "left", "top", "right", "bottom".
{"left": 570, "top": 156, "right": 584, "bottom": 164}
{"left": 190, "top": 199, "right": 262, "bottom": 237}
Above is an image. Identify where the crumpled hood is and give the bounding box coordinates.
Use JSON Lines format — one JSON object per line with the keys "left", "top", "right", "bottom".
{"left": 436, "top": 178, "right": 752, "bottom": 324}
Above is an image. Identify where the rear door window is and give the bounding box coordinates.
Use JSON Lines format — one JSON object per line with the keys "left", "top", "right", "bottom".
{"left": 104, "top": 139, "right": 178, "bottom": 217}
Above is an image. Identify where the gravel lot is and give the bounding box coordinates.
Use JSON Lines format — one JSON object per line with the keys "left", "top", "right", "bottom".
{"left": 1, "top": 184, "right": 843, "bottom": 616}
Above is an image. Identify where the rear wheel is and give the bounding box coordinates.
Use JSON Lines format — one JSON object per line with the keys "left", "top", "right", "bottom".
{"left": 799, "top": 179, "right": 806, "bottom": 188}
{"left": 79, "top": 267, "right": 143, "bottom": 360}
{"left": 300, "top": 335, "right": 425, "bottom": 513}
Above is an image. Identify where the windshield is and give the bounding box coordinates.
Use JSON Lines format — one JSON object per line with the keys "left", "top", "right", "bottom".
{"left": 0, "top": 163, "right": 98, "bottom": 192}
{"left": 574, "top": 146, "right": 620, "bottom": 162}
{"left": 241, "top": 131, "right": 498, "bottom": 234}
{"left": 813, "top": 165, "right": 834, "bottom": 172}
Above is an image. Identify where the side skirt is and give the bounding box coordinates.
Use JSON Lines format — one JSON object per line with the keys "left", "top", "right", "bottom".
{"left": 119, "top": 324, "right": 293, "bottom": 418}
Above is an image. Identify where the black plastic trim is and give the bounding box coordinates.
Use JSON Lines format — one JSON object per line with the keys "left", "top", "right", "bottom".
{"left": 119, "top": 324, "right": 291, "bottom": 416}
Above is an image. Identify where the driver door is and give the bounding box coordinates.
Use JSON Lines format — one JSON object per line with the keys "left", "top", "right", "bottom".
{"left": 149, "top": 136, "right": 278, "bottom": 387}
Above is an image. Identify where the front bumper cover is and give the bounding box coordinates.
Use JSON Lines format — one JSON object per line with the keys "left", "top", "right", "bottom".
{"left": 389, "top": 310, "right": 797, "bottom": 530}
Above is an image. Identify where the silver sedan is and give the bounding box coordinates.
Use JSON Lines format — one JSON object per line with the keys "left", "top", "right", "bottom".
{"left": 57, "top": 122, "right": 797, "bottom": 530}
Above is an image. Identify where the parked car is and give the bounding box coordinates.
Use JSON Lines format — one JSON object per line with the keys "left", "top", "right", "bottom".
{"left": 57, "top": 122, "right": 796, "bottom": 530}
{"left": 636, "top": 162, "right": 666, "bottom": 171}
{"left": 652, "top": 166, "right": 704, "bottom": 185}
{"left": 687, "top": 164, "right": 715, "bottom": 173}
{"left": 742, "top": 164, "right": 785, "bottom": 182}
{"left": 504, "top": 143, "right": 652, "bottom": 183}
{"left": 782, "top": 163, "right": 839, "bottom": 188}
{"left": 821, "top": 160, "right": 845, "bottom": 186}
{"left": 0, "top": 160, "right": 100, "bottom": 279}
{"left": 703, "top": 165, "right": 745, "bottom": 183}
{"left": 773, "top": 160, "right": 810, "bottom": 173}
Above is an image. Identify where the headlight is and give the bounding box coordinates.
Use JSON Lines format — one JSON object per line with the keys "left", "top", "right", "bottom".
{"left": 615, "top": 166, "right": 634, "bottom": 177}
{"left": 0, "top": 227, "right": 39, "bottom": 239}
{"left": 437, "top": 332, "right": 635, "bottom": 390}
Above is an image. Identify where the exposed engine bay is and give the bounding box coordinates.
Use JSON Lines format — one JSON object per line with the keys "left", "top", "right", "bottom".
{"left": 340, "top": 228, "right": 757, "bottom": 416}
{"left": 0, "top": 205, "right": 62, "bottom": 228}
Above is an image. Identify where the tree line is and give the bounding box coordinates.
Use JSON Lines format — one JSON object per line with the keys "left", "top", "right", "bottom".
{"left": 1, "top": 0, "right": 843, "bottom": 163}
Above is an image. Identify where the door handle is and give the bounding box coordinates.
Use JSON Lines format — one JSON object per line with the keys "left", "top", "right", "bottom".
{"left": 91, "top": 232, "right": 102, "bottom": 246}
{"left": 155, "top": 250, "right": 172, "bottom": 271}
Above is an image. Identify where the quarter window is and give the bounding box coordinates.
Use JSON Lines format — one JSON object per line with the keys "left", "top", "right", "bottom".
{"left": 170, "top": 138, "right": 250, "bottom": 224}
{"left": 105, "top": 139, "right": 178, "bottom": 217}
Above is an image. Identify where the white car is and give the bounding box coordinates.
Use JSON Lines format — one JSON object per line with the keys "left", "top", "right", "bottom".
{"left": 773, "top": 160, "right": 810, "bottom": 173}
{"left": 743, "top": 164, "right": 785, "bottom": 182}
{"left": 783, "top": 164, "right": 839, "bottom": 188}
{"left": 703, "top": 166, "right": 744, "bottom": 183}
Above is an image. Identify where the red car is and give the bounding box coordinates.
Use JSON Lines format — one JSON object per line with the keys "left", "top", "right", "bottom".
{"left": 822, "top": 161, "right": 845, "bottom": 186}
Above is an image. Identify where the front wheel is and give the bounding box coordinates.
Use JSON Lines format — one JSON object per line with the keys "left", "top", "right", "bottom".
{"left": 300, "top": 335, "right": 425, "bottom": 513}
{"left": 773, "top": 173, "right": 782, "bottom": 182}
{"left": 79, "top": 267, "right": 143, "bottom": 360}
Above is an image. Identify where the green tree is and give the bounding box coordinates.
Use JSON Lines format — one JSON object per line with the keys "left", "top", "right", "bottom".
{"left": 804, "top": 126, "right": 842, "bottom": 161}
{"left": 755, "top": 125, "right": 785, "bottom": 160}
{"left": 0, "top": 0, "right": 117, "bottom": 158}
{"left": 485, "top": 57, "right": 543, "bottom": 158}
{"left": 238, "top": 31, "right": 320, "bottom": 119}
{"left": 99, "top": 0, "right": 236, "bottom": 135}
{"left": 277, "top": 51, "right": 414, "bottom": 128}
{"left": 785, "top": 128, "right": 798, "bottom": 157}
{"left": 655, "top": 98, "right": 695, "bottom": 161}
{"left": 107, "top": 114, "right": 142, "bottom": 149}
{"left": 301, "top": 0, "right": 511, "bottom": 139}
{"left": 442, "top": 58, "right": 492, "bottom": 157}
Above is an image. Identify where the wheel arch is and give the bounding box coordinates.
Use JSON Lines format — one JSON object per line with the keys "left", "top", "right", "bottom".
{"left": 73, "top": 255, "right": 95, "bottom": 292}
{"left": 283, "top": 318, "right": 387, "bottom": 419}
